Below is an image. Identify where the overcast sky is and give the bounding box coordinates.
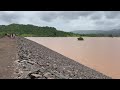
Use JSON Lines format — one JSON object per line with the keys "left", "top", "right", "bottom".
{"left": 0, "top": 11, "right": 120, "bottom": 32}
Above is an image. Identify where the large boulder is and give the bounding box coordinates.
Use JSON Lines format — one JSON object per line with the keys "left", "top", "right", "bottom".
{"left": 77, "top": 37, "right": 84, "bottom": 40}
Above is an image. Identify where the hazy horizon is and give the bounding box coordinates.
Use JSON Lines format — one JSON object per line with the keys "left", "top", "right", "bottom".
{"left": 0, "top": 11, "right": 120, "bottom": 31}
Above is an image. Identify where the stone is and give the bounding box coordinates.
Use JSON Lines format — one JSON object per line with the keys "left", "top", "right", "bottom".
{"left": 44, "top": 72, "right": 51, "bottom": 77}
{"left": 29, "top": 73, "right": 42, "bottom": 79}
{"left": 47, "top": 77, "right": 55, "bottom": 79}
{"left": 37, "top": 77, "right": 46, "bottom": 79}
{"left": 53, "top": 64, "right": 57, "bottom": 69}
{"left": 77, "top": 37, "right": 84, "bottom": 41}
{"left": 78, "top": 77, "right": 82, "bottom": 79}
{"left": 7, "top": 66, "right": 10, "bottom": 68}
{"left": 39, "top": 67, "right": 46, "bottom": 73}
{"left": 54, "top": 72, "right": 69, "bottom": 79}
{"left": 19, "top": 71, "right": 31, "bottom": 79}
{"left": 43, "top": 72, "right": 56, "bottom": 79}
{"left": 27, "top": 61, "right": 35, "bottom": 65}
{"left": 29, "top": 66, "right": 40, "bottom": 72}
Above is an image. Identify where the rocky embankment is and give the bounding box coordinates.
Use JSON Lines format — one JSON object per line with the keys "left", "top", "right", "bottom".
{"left": 14, "top": 37, "right": 111, "bottom": 79}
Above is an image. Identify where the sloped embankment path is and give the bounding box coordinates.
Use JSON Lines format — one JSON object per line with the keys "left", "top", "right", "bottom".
{"left": 0, "top": 37, "right": 17, "bottom": 79}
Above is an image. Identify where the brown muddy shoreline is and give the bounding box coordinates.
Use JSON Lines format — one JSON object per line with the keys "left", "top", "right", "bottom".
{"left": 14, "top": 37, "right": 111, "bottom": 79}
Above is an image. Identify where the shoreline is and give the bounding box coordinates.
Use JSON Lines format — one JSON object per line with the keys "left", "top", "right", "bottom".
{"left": 14, "top": 37, "right": 111, "bottom": 79}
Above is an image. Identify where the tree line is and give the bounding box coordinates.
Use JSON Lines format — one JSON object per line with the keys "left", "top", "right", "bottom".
{"left": 0, "top": 24, "right": 115, "bottom": 37}
{"left": 0, "top": 24, "right": 81, "bottom": 37}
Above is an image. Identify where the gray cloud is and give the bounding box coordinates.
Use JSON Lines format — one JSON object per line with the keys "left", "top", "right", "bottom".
{"left": 59, "top": 11, "right": 95, "bottom": 19}
{"left": 0, "top": 12, "right": 21, "bottom": 23}
{"left": 95, "top": 19, "right": 115, "bottom": 25}
{"left": 0, "top": 11, "right": 120, "bottom": 31}
{"left": 90, "top": 12, "right": 104, "bottom": 20}
{"left": 39, "top": 12, "right": 58, "bottom": 22}
{"left": 37, "top": 11, "right": 96, "bottom": 22}
{"left": 104, "top": 11, "right": 120, "bottom": 19}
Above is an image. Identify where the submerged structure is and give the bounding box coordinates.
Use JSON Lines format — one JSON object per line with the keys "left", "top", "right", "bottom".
{"left": 78, "top": 37, "right": 84, "bottom": 40}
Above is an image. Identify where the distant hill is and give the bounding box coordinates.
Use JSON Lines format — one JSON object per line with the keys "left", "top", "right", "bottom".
{"left": 71, "top": 29, "right": 120, "bottom": 37}
{"left": 71, "top": 30, "right": 105, "bottom": 34}
{"left": 0, "top": 24, "right": 80, "bottom": 37}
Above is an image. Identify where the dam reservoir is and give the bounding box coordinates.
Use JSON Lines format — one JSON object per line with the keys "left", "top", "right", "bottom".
{"left": 26, "top": 37, "right": 120, "bottom": 79}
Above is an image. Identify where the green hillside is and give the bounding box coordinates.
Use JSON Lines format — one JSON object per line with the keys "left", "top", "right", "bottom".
{"left": 0, "top": 24, "right": 80, "bottom": 37}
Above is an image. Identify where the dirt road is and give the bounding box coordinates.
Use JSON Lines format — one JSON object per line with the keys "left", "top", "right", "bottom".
{"left": 0, "top": 37, "right": 17, "bottom": 79}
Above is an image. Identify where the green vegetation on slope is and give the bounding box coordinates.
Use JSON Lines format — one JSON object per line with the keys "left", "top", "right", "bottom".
{"left": 0, "top": 24, "right": 80, "bottom": 37}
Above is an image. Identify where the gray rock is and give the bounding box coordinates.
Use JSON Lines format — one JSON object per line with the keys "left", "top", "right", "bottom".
{"left": 31, "top": 73, "right": 42, "bottom": 78}
{"left": 27, "top": 61, "right": 36, "bottom": 65}
{"left": 39, "top": 67, "right": 46, "bottom": 73}
{"left": 43, "top": 72, "right": 53, "bottom": 79}
{"left": 53, "top": 64, "right": 57, "bottom": 69}
{"left": 28, "top": 73, "right": 42, "bottom": 79}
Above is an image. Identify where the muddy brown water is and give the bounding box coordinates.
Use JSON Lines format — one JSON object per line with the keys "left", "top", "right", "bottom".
{"left": 26, "top": 37, "right": 120, "bottom": 79}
